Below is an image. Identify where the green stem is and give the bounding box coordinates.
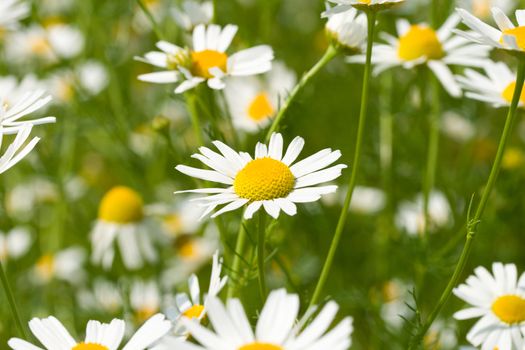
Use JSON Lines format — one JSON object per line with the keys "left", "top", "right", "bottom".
{"left": 135, "top": 0, "right": 164, "bottom": 40}
{"left": 227, "top": 218, "right": 248, "bottom": 298}
{"left": 309, "top": 10, "right": 377, "bottom": 308}
{"left": 186, "top": 93, "right": 205, "bottom": 146}
{"left": 265, "top": 45, "right": 338, "bottom": 142}
{"left": 409, "top": 58, "right": 525, "bottom": 349}
{"left": 422, "top": 75, "right": 441, "bottom": 237}
{"left": 0, "top": 259, "right": 26, "bottom": 337}
{"left": 257, "top": 212, "right": 267, "bottom": 300}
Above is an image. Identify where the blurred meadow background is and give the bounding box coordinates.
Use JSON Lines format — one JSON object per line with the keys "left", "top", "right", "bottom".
{"left": 4, "top": 0, "right": 525, "bottom": 349}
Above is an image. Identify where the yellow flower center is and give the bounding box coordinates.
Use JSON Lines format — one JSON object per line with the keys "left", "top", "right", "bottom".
{"left": 501, "top": 27, "right": 525, "bottom": 50}
{"left": 398, "top": 25, "right": 444, "bottom": 61}
{"left": 502, "top": 81, "right": 525, "bottom": 104}
{"left": 472, "top": 0, "right": 491, "bottom": 18}
{"left": 247, "top": 93, "right": 274, "bottom": 122}
{"left": 238, "top": 343, "right": 283, "bottom": 350}
{"left": 98, "top": 186, "right": 144, "bottom": 224}
{"left": 191, "top": 50, "right": 228, "bottom": 78}
{"left": 30, "top": 37, "right": 51, "bottom": 55}
{"left": 359, "top": 0, "right": 371, "bottom": 3}
{"left": 178, "top": 239, "right": 198, "bottom": 259}
{"left": 234, "top": 157, "right": 295, "bottom": 201}
{"left": 72, "top": 343, "right": 109, "bottom": 350}
{"left": 491, "top": 295, "right": 525, "bottom": 324}
{"left": 502, "top": 147, "right": 524, "bottom": 169}
{"left": 182, "top": 304, "right": 205, "bottom": 319}
{"left": 36, "top": 254, "right": 54, "bottom": 280}
{"left": 164, "top": 214, "right": 183, "bottom": 236}
{"left": 135, "top": 307, "right": 158, "bottom": 323}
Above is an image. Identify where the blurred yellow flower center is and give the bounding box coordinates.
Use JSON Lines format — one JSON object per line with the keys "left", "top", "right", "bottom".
{"left": 398, "top": 25, "right": 444, "bottom": 61}
{"left": 501, "top": 27, "right": 525, "bottom": 50}
{"left": 234, "top": 157, "right": 295, "bottom": 201}
{"left": 503, "top": 147, "right": 524, "bottom": 169}
{"left": 502, "top": 81, "right": 525, "bottom": 104}
{"left": 183, "top": 304, "right": 205, "bottom": 318}
{"left": 72, "top": 343, "right": 109, "bottom": 350}
{"left": 238, "top": 343, "right": 283, "bottom": 350}
{"left": 136, "top": 307, "right": 157, "bottom": 322}
{"left": 191, "top": 50, "right": 228, "bottom": 78}
{"left": 247, "top": 93, "right": 274, "bottom": 121}
{"left": 30, "top": 37, "right": 51, "bottom": 55}
{"left": 359, "top": 0, "right": 371, "bottom": 3}
{"left": 491, "top": 295, "right": 525, "bottom": 324}
{"left": 179, "top": 240, "right": 198, "bottom": 258}
{"left": 98, "top": 186, "right": 144, "bottom": 224}
{"left": 36, "top": 254, "right": 54, "bottom": 280}
{"left": 472, "top": 0, "right": 490, "bottom": 18}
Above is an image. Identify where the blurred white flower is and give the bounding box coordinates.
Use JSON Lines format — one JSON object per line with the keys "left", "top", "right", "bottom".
{"left": 325, "top": 6, "right": 367, "bottom": 53}
{"left": 47, "top": 23, "right": 84, "bottom": 58}
{"left": 0, "top": 0, "right": 29, "bottom": 31}
{"left": 6, "top": 177, "right": 58, "bottom": 220}
{"left": 349, "top": 186, "right": 386, "bottom": 214}
{"left": 33, "top": 247, "right": 86, "bottom": 284}
{"left": 0, "top": 75, "right": 46, "bottom": 107}
{"left": 0, "top": 227, "right": 31, "bottom": 261}
{"left": 76, "top": 60, "right": 109, "bottom": 95}
{"left": 456, "top": 0, "right": 514, "bottom": 20}
{"left": 322, "top": 0, "right": 404, "bottom": 17}
{"left": 380, "top": 279, "right": 412, "bottom": 329}
{"left": 224, "top": 61, "right": 296, "bottom": 133}
{"left": 395, "top": 191, "right": 452, "bottom": 235}
{"left": 171, "top": 0, "right": 213, "bottom": 31}
{"left": 441, "top": 111, "right": 476, "bottom": 142}
{"left": 77, "top": 279, "right": 123, "bottom": 314}
{"left": 130, "top": 280, "right": 163, "bottom": 323}
{"left": 8, "top": 314, "right": 172, "bottom": 350}
{"left": 137, "top": 24, "right": 274, "bottom": 93}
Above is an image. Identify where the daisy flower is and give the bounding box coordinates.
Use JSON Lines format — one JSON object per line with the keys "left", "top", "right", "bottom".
{"left": 348, "top": 14, "right": 490, "bottom": 97}
{"left": 130, "top": 280, "right": 163, "bottom": 323}
{"left": 224, "top": 62, "right": 296, "bottom": 133}
{"left": 457, "top": 60, "right": 525, "bottom": 108}
{"left": 90, "top": 186, "right": 163, "bottom": 270}
{"left": 0, "top": 227, "right": 31, "bottom": 262}
{"left": 0, "top": 75, "right": 45, "bottom": 107}
{"left": 0, "top": 124, "right": 41, "bottom": 174}
{"left": 164, "top": 251, "right": 227, "bottom": 336}
{"left": 175, "top": 133, "right": 347, "bottom": 219}
{"left": 77, "top": 279, "right": 123, "bottom": 314}
{"left": 0, "top": 90, "right": 54, "bottom": 134}
{"left": 167, "top": 288, "right": 353, "bottom": 350}
{"left": 137, "top": 24, "right": 274, "bottom": 93}
{"left": 172, "top": 0, "right": 213, "bottom": 31}
{"left": 456, "top": 7, "right": 525, "bottom": 53}
{"left": 322, "top": 0, "right": 404, "bottom": 17}
{"left": 8, "top": 314, "right": 172, "bottom": 350}
{"left": 457, "top": 0, "right": 514, "bottom": 20}
{"left": 0, "top": 0, "right": 29, "bottom": 31}
{"left": 33, "top": 247, "right": 86, "bottom": 285}
{"left": 325, "top": 6, "right": 368, "bottom": 53}
{"left": 453, "top": 262, "right": 525, "bottom": 350}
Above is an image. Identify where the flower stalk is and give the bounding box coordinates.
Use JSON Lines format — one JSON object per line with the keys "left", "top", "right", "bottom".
{"left": 309, "top": 9, "right": 377, "bottom": 308}
{"left": 0, "top": 259, "right": 26, "bottom": 338}
{"left": 257, "top": 211, "right": 267, "bottom": 300}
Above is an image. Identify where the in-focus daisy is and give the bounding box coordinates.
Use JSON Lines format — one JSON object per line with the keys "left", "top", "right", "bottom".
{"left": 175, "top": 133, "right": 347, "bottom": 219}
{"left": 8, "top": 314, "right": 171, "bottom": 350}
{"left": 456, "top": 7, "right": 525, "bottom": 53}
{"left": 348, "top": 14, "right": 490, "bottom": 97}
{"left": 453, "top": 262, "right": 525, "bottom": 350}
{"left": 90, "top": 186, "right": 163, "bottom": 270}
{"left": 457, "top": 60, "right": 525, "bottom": 108}
{"left": 137, "top": 24, "right": 274, "bottom": 93}
{"left": 33, "top": 247, "right": 86, "bottom": 285}
{"left": 457, "top": 0, "right": 514, "bottom": 20}
{"left": 325, "top": 6, "right": 368, "bottom": 53}
{"left": 163, "top": 251, "right": 227, "bottom": 338}
{"left": 322, "top": 0, "right": 404, "bottom": 17}
{"left": 0, "top": 124, "right": 41, "bottom": 174}
{"left": 0, "top": 0, "right": 29, "bottom": 31}
{"left": 0, "top": 90, "right": 54, "bottom": 134}
{"left": 172, "top": 0, "right": 213, "bottom": 31}
{"left": 0, "top": 227, "right": 31, "bottom": 262}
{"left": 165, "top": 288, "right": 353, "bottom": 350}
{"left": 395, "top": 191, "right": 452, "bottom": 236}
{"left": 224, "top": 62, "right": 296, "bottom": 133}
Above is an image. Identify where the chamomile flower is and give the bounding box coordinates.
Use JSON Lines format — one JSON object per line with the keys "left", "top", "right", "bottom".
{"left": 90, "top": 186, "right": 163, "bottom": 270}
{"left": 348, "top": 14, "right": 490, "bottom": 97}
{"left": 322, "top": 0, "right": 404, "bottom": 17}
{"left": 8, "top": 314, "right": 172, "bottom": 350}
{"left": 164, "top": 251, "right": 227, "bottom": 338}
{"left": 130, "top": 280, "right": 163, "bottom": 323}
{"left": 453, "top": 263, "right": 525, "bottom": 350}
{"left": 175, "top": 133, "right": 347, "bottom": 219}
{"left": 77, "top": 279, "right": 123, "bottom": 314}
{"left": 0, "top": 227, "right": 31, "bottom": 261}
{"left": 0, "top": 75, "right": 45, "bottom": 107}
{"left": 325, "top": 6, "right": 368, "bottom": 53}
{"left": 33, "top": 247, "right": 86, "bottom": 285}
{"left": 169, "top": 288, "right": 353, "bottom": 350}
{"left": 457, "top": 61, "right": 525, "bottom": 108}
{"left": 0, "top": 124, "right": 41, "bottom": 174}
{"left": 456, "top": 7, "right": 525, "bottom": 53}
{"left": 457, "top": 0, "right": 514, "bottom": 20}
{"left": 137, "top": 24, "right": 274, "bottom": 93}
{"left": 0, "top": 0, "right": 29, "bottom": 31}
{"left": 172, "top": 0, "right": 213, "bottom": 31}
{"left": 224, "top": 62, "right": 296, "bottom": 133}
{"left": 0, "top": 89, "right": 54, "bottom": 134}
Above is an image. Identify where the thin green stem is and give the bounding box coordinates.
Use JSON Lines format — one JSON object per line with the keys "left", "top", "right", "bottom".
{"left": 309, "top": 10, "right": 377, "bottom": 308}
{"left": 422, "top": 75, "right": 441, "bottom": 238}
{"left": 257, "top": 212, "right": 267, "bottom": 300}
{"left": 0, "top": 259, "right": 26, "bottom": 337}
{"left": 409, "top": 58, "right": 525, "bottom": 349}
{"left": 265, "top": 45, "right": 338, "bottom": 142}
{"left": 186, "top": 93, "right": 205, "bottom": 146}
{"left": 135, "top": 0, "right": 164, "bottom": 40}
{"left": 227, "top": 218, "right": 248, "bottom": 298}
